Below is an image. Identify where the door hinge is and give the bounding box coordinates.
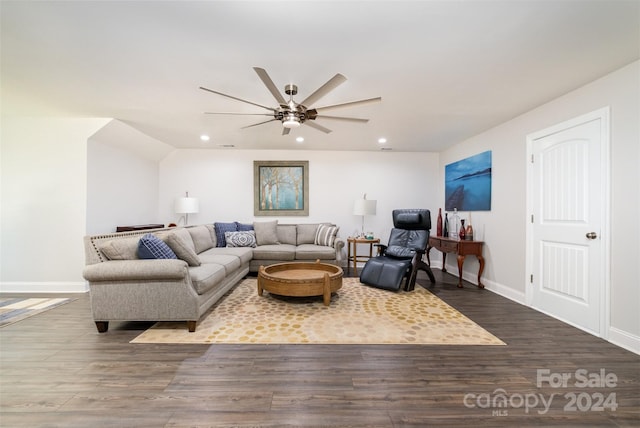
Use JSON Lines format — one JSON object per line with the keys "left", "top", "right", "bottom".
{"left": 530, "top": 274, "right": 534, "bottom": 283}
{"left": 531, "top": 154, "right": 534, "bottom": 163}
{"left": 531, "top": 214, "right": 534, "bottom": 223}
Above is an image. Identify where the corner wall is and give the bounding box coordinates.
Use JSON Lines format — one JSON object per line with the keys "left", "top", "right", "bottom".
{"left": 439, "top": 61, "right": 639, "bottom": 352}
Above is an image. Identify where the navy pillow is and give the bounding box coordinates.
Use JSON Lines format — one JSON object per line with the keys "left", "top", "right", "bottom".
{"left": 137, "top": 234, "right": 177, "bottom": 259}
{"left": 214, "top": 222, "right": 238, "bottom": 247}
{"left": 235, "top": 222, "right": 254, "bottom": 231}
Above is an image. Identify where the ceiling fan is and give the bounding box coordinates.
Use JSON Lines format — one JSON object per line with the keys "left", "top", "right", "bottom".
{"left": 200, "top": 67, "right": 381, "bottom": 135}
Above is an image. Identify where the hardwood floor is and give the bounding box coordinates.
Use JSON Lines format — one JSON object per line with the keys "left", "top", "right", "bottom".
{"left": 1, "top": 269, "right": 638, "bottom": 427}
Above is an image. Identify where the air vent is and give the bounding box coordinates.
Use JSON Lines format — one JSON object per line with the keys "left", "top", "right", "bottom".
{"left": 218, "top": 144, "right": 235, "bottom": 148}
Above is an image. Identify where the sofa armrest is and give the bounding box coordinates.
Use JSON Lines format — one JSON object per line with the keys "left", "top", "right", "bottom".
{"left": 83, "top": 259, "right": 189, "bottom": 282}
{"left": 333, "top": 238, "right": 345, "bottom": 252}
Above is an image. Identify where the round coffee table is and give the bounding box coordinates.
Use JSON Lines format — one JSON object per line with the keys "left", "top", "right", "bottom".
{"left": 257, "top": 261, "right": 343, "bottom": 306}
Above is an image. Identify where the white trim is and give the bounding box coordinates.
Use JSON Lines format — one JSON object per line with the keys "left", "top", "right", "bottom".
{"left": 525, "top": 107, "right": 611, "bottom": 339}
{"left": 608, "top": 327, "right": 640, "bottom": 355}
{"left": 0, "top": 281, "right": 88, "bottom": 293}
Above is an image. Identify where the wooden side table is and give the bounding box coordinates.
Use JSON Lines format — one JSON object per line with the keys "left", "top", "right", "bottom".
{"left": 426, "top": 236, "right": 485, "bottom": 288}
{"left": 347, "top": 237, "right": 380, "bottom": 272}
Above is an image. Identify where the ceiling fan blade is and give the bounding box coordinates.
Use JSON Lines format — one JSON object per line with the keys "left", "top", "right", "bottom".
{"left": 241, "top": 118, "right": 278, "bottom": 129}
{"left": 282, "top": 127, "right": 291, "bottom": 136}
{"left": 204, "top": 112, "right": 274, "bottom": 116}
{"left": 253, "top": 67, "right": 288, "bottom": 107}
{"left": 316, "top": 115, "right": 369, "bottom": 123}
{"left": 315, "top": 96, "right": 382, "bottom": 112}
{"left": 304, "top": 120, "right": 332, "bottom": 134}
{"left": 299, "top": 73, "right": 347, "bottom": 107}
{"left": 200, "top": 86, "right": 276, "bottom": 112}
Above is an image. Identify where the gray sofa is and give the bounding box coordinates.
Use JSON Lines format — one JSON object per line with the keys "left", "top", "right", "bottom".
{"left": 83, "top": 222, "right": 343, "bottom": 333}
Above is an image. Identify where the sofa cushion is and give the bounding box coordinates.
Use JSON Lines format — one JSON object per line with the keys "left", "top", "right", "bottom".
{"left": 200, "top": 247, "right": 253, "bottom": 265}
{"left": 137, "top": 234, "right": 178, "bottom": 260}
{"left": 254, "top": 220, "right": 280, "bottom": 245}
{"left": 188, "top": 225, "right": 215, "bottom": 253}
{"left": 277, "top": 225, "right": 297, "bottom": 245}
{"left": 252, "top": 244, "right": 295, "bottom": 261}
{"left": 198, "top": 254, "right": 241, "bottom": 275}
{"left": 295, "top": 244, "right": 336, "bottom": 260}
{"left": 165, "top": 231, "right": 201, "bottom": 267}
{"left": 315, "top": 224, "right": 339, "bottom": 247}
{"left": 188, "top": 263, "right": 226, "bottom": 295}
{"left": 225, "top": 231, "right": 257, "bottom": 248}
{"left": 214, "top": 222, "right": 237, "bottom": 247}
{"left": 99, "top": 237, "right": 140, "bottom": 260}
{"left": 297, "top": 224, "right": 319, "bottom": 245}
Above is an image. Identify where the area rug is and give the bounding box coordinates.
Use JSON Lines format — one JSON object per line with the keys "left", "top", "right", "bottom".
{"left": 132, "top": 277, "right": 505, "bottom": 345}
{"left": 0, "top": 297, "right": 75, "bottom": 328}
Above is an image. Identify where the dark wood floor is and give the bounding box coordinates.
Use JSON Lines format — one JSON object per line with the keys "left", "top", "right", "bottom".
{"left": 1, "top": 269, "right": 638, "bottom": 427}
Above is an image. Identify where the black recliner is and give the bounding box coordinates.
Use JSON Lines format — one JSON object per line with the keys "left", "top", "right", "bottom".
{"left": 359, "top": 209, "right": 436, "bottom": 291}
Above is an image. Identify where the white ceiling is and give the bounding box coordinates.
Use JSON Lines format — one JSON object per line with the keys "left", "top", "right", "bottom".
{"left": 2, "top": 1, "right": 638, "bottom": 152}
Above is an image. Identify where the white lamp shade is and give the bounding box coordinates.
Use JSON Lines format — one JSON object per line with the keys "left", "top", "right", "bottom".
{"left": 175, "top": 197, "right": 199, "bottom": 214}
{"left": 353, "top": 199, "right": 377, "bottom": 216}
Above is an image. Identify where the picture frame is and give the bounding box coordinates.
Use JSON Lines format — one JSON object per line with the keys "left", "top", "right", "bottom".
{"left": 445, "top": 151, "right": 492, "bottom": 211}
{"left": 254, "top": 160, "right": 309, "bottom": 216}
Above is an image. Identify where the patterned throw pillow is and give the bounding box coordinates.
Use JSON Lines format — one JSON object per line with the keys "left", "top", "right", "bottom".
{"left": 137, "top": 234, "right": 178, "bottom": 260}
{"left": 225, "top": 231, "right": 257, "bottom": 248}
{"left": 314, "top": 224, "right": 339, "bottom": 247}
{"left": 214, "top": 222, "right": 238, "bottom": 247}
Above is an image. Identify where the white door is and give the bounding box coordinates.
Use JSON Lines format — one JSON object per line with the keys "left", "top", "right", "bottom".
{"left": 526, "top": 108, "right": 609, "bottom": 336}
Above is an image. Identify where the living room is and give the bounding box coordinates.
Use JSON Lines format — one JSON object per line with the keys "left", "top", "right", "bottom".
{"left": 1, "top": 1, "right": 639, "bottom": 425}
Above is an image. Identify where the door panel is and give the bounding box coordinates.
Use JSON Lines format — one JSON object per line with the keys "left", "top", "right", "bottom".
{"left": 530, "top": 115, "right": 604, "bottom": 335}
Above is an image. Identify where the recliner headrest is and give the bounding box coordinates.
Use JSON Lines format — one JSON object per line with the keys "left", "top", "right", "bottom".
{"left": 392, "top": 209, "right": 431, "bottom": 230}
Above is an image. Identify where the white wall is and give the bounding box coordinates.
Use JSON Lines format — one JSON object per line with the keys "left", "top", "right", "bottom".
{"left": 159, "top": 149, "right": 440, "bottom": 260}
{"left": 0, "top": 116, "right": 110, "bottom": 292}
{"left": 439, "top": 61, "right": 640, "bottom": 352}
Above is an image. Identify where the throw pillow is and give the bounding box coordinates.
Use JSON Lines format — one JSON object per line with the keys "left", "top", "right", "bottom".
{"left": 235, "top": 222, "right": 254, "bottom": 231}
{"left": 214, "top": 222, "right": 238, "bottom": 247}
{"left": 225, "top": 231, "right": 257, "bottom": 248}
{"left": 297, "top": 224, "right": 319, "bottom": 245}
{"left": 254, "top": 220, "right": 280, "bottom": 246}
{"left": 165, "top": 232, "right": 201, "bottom": 266}
{"left": 137, "top": 234, "right": 177, "bottom": 260}
{"left": 188, "top": 225, "right": 215, "bottom": 253}
{"left": 315, "top": 224, "right": 339, "bottom": 247}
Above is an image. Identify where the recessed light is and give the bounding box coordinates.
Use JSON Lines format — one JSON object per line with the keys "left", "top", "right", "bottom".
{"left": 200, "top": 134, "right": 210, "bottom": 141}
{"left": 296, "top": 137, "right": 304, "bottom": 143}
{"left": 378, "top": 137, "right": 387, "bottom": 144}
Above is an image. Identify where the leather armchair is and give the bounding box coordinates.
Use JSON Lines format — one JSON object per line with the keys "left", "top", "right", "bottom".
{"left": 359, "top": 209, "right": 436, "bottom": 291}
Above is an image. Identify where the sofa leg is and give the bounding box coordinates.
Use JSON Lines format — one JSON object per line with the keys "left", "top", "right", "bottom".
{"left": 187, "top": 321, "right": 197, "bottom": 332}
{"left": 95, "top": 321, "right": 109, "bottom": 333}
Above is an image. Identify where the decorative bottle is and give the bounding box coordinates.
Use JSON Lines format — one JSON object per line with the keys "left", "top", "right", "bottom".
{"left": 436, "top": 208, "right": 443, "bottom": 236}
{"left": 450, "top": 208, "right": 460, "bottom": 239}
{"left": 459, "top": 219, "right": 466, "bottom": 240}
{"left": 465, "top": 212, "right": 474, "bottom": 241}
{"left": 443, "top": 212, "right": 449, "bottom": 237}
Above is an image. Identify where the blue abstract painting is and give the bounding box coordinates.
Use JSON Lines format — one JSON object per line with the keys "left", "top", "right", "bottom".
{"left": 445, "top": 151, "right": 492, "bottom": 211}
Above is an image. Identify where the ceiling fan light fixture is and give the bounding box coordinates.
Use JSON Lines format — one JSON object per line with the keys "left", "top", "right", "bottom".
{"left": 283, "top": 115, "right": 300, "bottom": 129}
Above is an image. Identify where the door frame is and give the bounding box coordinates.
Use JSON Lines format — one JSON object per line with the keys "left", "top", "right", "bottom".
{"left": 525, "top": 107, "right": 611, "bottom": 338}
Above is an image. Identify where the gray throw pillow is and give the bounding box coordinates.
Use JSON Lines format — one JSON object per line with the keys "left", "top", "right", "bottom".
{"left": 297, "top": 224, "right": 319, "bottom": 245}
{"left": 254, "top": 220, "right": 280, "bottom": 246}
{"left": 314, "top": 224, "right": 339, "bottom": 247}
{"left": 165, "top": 232, "right": 201, "bottom": 266}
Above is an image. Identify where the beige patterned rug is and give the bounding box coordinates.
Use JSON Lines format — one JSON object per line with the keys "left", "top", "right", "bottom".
{"left": 131, "top": 277, "right": 505, "bottom": 345}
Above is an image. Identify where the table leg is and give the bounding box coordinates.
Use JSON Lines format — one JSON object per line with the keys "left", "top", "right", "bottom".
{"left": 441, "top": 252, "right": 448, "bottom": 273}
{"left": 456, "top": 254, "right": 465, "bottom": 288}
{"left": 323, "top": 273, "right": 331, "bottom": 306}
{"left": 476, "top": 255, "right": 485, "bottom": 289}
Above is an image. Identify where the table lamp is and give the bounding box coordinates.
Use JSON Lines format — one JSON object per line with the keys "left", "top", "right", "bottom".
{"left": 353, "top": 193, "right": 377, "bottom": 238}
{"left": 175, "top": 191, "right": 199, "bottom": 226}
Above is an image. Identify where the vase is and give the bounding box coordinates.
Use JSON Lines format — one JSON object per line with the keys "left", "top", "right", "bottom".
{"left": 443, "top": 212, "right": 449, "bottom": 237}
{"left": 459, "top": 219, "right": 466, "bottom": 240}
{"left": 465, "top": 213, "right": 474, "bottom": 241}
{"left": 436, "top": 208, "right": 443, "bottom": 236}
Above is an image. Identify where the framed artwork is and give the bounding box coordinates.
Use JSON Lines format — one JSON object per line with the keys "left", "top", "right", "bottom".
{"left": 445, "top": 151, "right": 492, "bottom": 211}
{"left": 254, "top": 160, "right": 309, "bottom": 216}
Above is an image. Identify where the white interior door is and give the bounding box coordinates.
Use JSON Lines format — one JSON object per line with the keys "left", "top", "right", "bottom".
{"left": 526, "top": 108, "right": 609, "bottom": 336}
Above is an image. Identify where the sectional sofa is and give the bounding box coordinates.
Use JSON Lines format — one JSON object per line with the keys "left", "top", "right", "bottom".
{"left": 82, "top": 221, "right": 343, "bottom": 333}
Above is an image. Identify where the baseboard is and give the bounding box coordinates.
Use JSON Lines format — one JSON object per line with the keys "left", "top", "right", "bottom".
{"left": 608, "top": 327, "right": 640, "bottom": 355}
{"left": 0, "top": 281, "right": 88, "bottom": 293}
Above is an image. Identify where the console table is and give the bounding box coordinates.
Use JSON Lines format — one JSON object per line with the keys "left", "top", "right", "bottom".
{"left": 116, "top": 224, "right": 164, "bottom": 232}
{"left": 427, "top": 236, "right": 485, "bottom": 288}
{"left": 347, "top": 237, "right": 380, "bottom": 272}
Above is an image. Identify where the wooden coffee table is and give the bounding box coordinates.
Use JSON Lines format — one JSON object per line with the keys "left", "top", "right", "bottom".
{"left": 257, "top": 261, "right": 343, "bottom": 306}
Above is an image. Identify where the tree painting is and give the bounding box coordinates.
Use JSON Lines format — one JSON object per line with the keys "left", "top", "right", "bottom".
{"left": 254, "top": 161, "right": 309, "bottom": 216}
